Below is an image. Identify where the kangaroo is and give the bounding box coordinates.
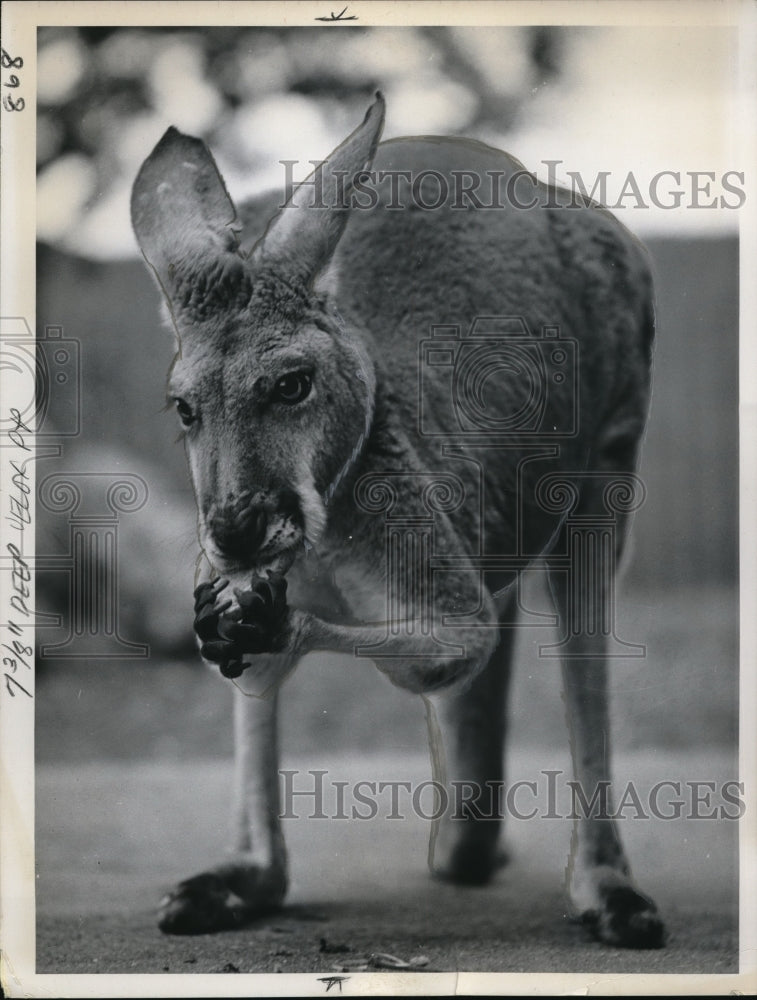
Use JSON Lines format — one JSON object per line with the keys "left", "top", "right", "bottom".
{"left": 131, "top": 93, "right": 665, "bottom": 948}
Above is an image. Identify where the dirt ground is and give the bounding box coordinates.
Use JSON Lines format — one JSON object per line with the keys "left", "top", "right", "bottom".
{"left": 34, "top": 747, "right": 738, "bottom": 979}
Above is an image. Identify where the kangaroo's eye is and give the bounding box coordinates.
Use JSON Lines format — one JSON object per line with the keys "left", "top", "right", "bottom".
{"left": 273, "top": 372, "right": 312, "bottom": 405}
{"left": 175, "top": 398, "right": 195, "bottom": 427}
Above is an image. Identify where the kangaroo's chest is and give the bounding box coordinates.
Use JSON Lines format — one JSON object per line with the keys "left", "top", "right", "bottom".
{"left": 288, "top": 544, "right": 384, "bottom": 625}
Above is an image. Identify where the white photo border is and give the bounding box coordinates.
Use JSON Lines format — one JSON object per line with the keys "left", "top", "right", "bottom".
{"left": 1, "top": 1, "right": 755, "bottom": 996}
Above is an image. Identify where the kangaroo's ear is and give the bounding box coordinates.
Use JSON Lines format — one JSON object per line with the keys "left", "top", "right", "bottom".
{"left": 131, "top": 127, "right": 243, "bottom": 290}
{"left": 250, "top": 93, "right": 385, "bottom": 285}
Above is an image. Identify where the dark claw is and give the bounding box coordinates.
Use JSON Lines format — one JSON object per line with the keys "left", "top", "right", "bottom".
{"left": 193, "top": 577, "right": 229, "bottom": 613}
{"left": 219, "top": 620, "right": 269, "bottom": 654}
{"left": 200, "top": 639, "right": 236, "bottom": 662}
{"left": 194, "top": 600, "right": 232, "bottom": 641}
{"left": 251, "top": 573, "right": 287, "bottom": 616}
{"left": 219, "top": 659, "right": 245, "bottom": 679}
{"left": 234, "top": 588, "right": 268, "bottom": 617}
{"left": 219, "top": 618, "right": 264, "bottom": 640}
{"left": 266, "top": 570, "right": 288, "bottom": 599}
{"left": 257, "top": 579, "right": 277, "bottom": 606}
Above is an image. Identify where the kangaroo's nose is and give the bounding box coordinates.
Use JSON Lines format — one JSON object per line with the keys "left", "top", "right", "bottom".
{"left": 208, "top": 504, "right": 267, "bottom": 562}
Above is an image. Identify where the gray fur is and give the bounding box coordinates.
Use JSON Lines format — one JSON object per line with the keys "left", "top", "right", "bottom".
{"left": 132, "top": 96, "right": 665, "bottom": 947}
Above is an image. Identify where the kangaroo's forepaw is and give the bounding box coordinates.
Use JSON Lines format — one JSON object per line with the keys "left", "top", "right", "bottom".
{"left": 158, "top": 863, "right": 287, "bottom": 935}
{"left": 572, "top": 870, "right": 667, "bottom": 948}
{"left": 193, "top": 574, "right": 290, "bottom": 677}
{"left": 220, "top": 573, "right": 289, "bottom": 655}
{"left": 194, "top": 577, "right": 240, "bottom": 672}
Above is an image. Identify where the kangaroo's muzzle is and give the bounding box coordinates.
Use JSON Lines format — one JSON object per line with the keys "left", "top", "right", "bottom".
{"left": 206, "top": 488, "right": 305, "bottom": 572}
{"left": 208, "top": 503, "right": 268, "bottom": 564}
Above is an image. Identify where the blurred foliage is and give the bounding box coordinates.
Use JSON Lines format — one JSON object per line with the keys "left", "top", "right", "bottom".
{"left": 36, "top": 25, "right": 571, "bottom": 256}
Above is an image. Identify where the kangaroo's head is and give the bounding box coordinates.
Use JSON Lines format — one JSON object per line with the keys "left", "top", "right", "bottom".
{"left": 132, "top": 96, "right": 384, "bottom": 576}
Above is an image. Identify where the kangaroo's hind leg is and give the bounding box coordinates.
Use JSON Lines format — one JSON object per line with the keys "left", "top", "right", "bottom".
{"left": 158, "top": 682, "right": 288, "bottom": 934}
{"left": 429, "top": 589, "right": 516, "bottom": 885}
{"left": 546, "top": 469, "right": 666, "bottom": 948}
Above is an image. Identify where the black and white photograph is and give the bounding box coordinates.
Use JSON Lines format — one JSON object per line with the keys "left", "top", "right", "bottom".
{"left": 1, "top": 1, "right": 755, "bottom": 995}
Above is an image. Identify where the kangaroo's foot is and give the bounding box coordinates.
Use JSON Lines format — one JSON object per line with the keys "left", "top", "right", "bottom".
{"left": 431, "top": 819, "right": 508, "bottom": 886}
{"left": 158, "top": 858, "right": 287, "bottom": 935}
{"left": 569, "top": 865, "right": 666, "bottom": 949}
{"left": 432, "top": 840, "right": 509, "bottom": 887}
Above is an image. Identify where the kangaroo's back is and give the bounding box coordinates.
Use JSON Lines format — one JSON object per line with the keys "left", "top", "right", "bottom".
{"left": 316, "top": 136, "right": 653, "bottom": 470}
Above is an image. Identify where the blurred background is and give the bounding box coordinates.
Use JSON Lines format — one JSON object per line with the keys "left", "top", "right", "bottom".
{"left": 35, "top": 24, "right": 738, "bottom": 768}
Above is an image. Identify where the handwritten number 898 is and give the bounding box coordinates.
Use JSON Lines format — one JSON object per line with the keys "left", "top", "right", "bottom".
{"left": 1, "top": 48, "right": 24, "bottom": 111}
